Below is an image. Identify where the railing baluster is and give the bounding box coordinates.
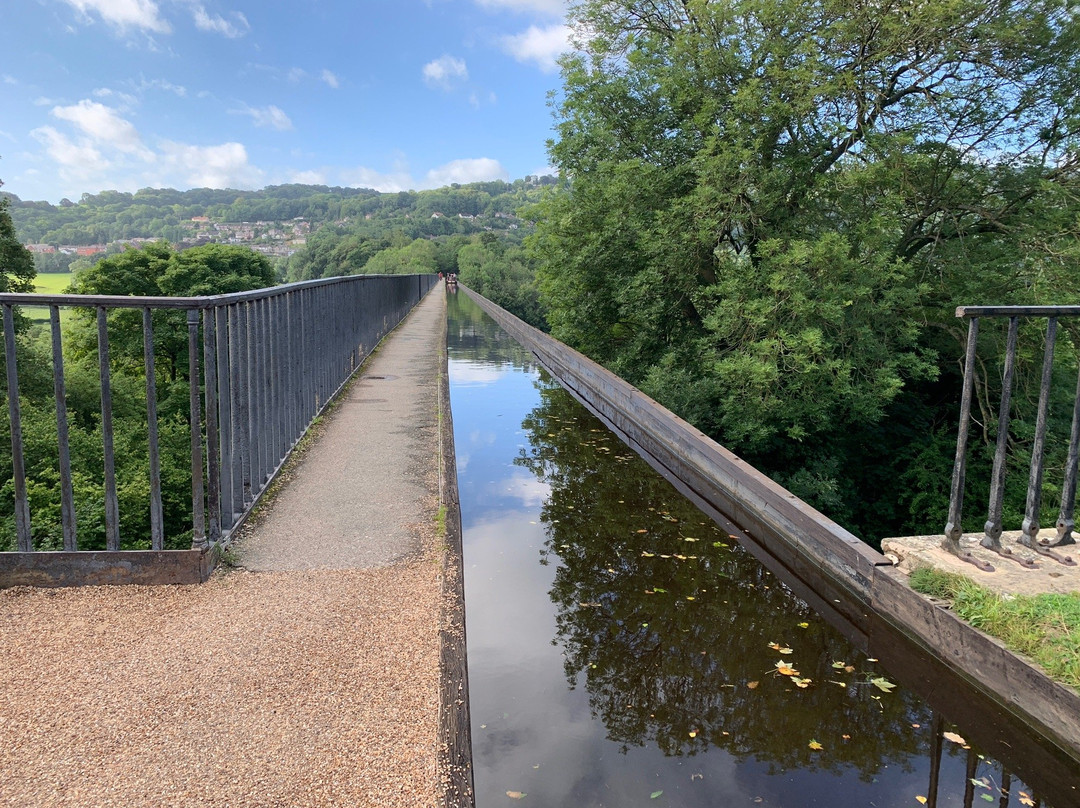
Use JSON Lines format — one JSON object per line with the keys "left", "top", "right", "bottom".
{"left": 944, "top": 317, "right": 979, "bottom": 551}
{"left": 50, "top": 306, "right": 76, "bottom": 551}
{"left": 188, "top": 309, "right": 206, "bottom": 551}
{"left": 1021, "top": 318, "right": 1058, "bottom": 547}
{"left": 98, "top": 306, "right": 120, "bottom": 551}
{"left": 238, "top": 302, "right": 252, "bottom": 506}
{"left": 4, "top": 304, "right": 32, "bottom": 552}
{"left": 216, "top": 304, "right": 235, "bottom": 533}
{"left": 982, "top": 317, "right": 1020, "bottom": 551}
{"left": 1055, "top": 357, "right": 1080, "bottom": 546}
{"left": 203, "top": 308, "right": 221, "bottom": 546}
{"left": 143, "top": 308, "right": 164, "bottom": 551}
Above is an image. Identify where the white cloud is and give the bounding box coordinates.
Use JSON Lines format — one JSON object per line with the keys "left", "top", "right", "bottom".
{"left": 474, "top": 0, "right": 565, "bottom": 15}
{"left": 287, "top": 67, "right": 307, "bottom": 84}
{"left": 93, "top": 87, "right": 139, "bottom": 107}
{"left": 51, "top": 99, "right": 153, "bottom": 159}
{"left": 423, "top": 157, "right": 507, "bottom": 186}
{"left": 135, "top": 77, "right": 188, "bottom": 97}
{"left": 235, "top": 104, "right": 293, "bottom": 131}
{"left": 2, "top": 75, "right": 17, "bottom": 85}
{"left": 191, "top": 4, "right": 249, "bottom": 37}
{"left": 60, "top": 0, "right": 171, "bottom": 33}
{"left": 289, "top": 170, "right": 327, "bottom": 185}
{"left": 157, "top": 141, "right": 263, "bottom": 188}
{"left": 341, "top": 157, "right": 509, "bottom": 192}
{"left": 501, "top": 24, "right": 570, "bottom": 72}
{"left": 340, "top": 165, "right": 415, "bottom": 193}
{"left": 321, "top": 69, "right": 340, "bottom": 89}
{"left": 422, "top": 55, "right": 468, "bottom": 90}
{"left": 31, "top": 126, "right": 108, "bottom": 180}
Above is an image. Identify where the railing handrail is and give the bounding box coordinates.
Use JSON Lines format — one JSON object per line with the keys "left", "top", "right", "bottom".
{"left": 0, "top": 273, "right": 409, "bottom": 310}
{"left": 957, "top": 305, "right": 1080, "bottom": 318}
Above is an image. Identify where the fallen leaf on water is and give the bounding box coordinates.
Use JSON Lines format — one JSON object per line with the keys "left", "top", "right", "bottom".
{"left": 866, "top": 658, "right": 878, "bottom": 662}
{"left": 688, "top": 729, "right": 697, "bottom": 738}
{"left": 506, "top": 791, "right": 526, "bottom": 799}
{"left": 650, "top": 790, "right": 664, "bottom": 799}
{"left": 829, "top": 680, "right": 848, "bottom": 688}
{"left": 942, "top": 731, "right": 967, "bottom": 746}
{"left": 1019, "top": 792, "right": 1036, "bottom": 806}
{"left": 746, "top": 681, "right": 759, "bottom": 689}
{"left": 831, "top": 661, "right": 846, "bottom": 669}
{"left": 791, "top": 677, "right": 812, "bottom": 688}
{"left": 774, "top": 661, "right": 799, "bottom": 676}
{"left": 844, "top": 665, "right": 856, "bottom": 673}
{"left": 636, "top": 529, "right": 648, "bottom": 534}
{"left": 808, "top": 740, "right": 823, "bottom": 750}
{"left": 971, "top": 777, "right": 990, "bottom": 789}
{"left": 842, "top": 734, "right": 851, "bottom": 740}
{"left": 641, "top": 551, "right": 655, "bottom": 557}
{"left": 870, "top": 676, "right": 896, "bottom": 693}
{"left": 684, "top": 537, "right": 699, "bottom": 542}
{"left": 685, "top": 596, "right": 696, "bottom": 601}
{"left": 797, "top": 622, "right": 809, "bottom": 628}
{"left": 980, "top": 794, "right": 994, "bottom": 802}
{"left": 916, "top": 797, "right": 927, "bottom": 805}
{"left": 691, "top": 773, "right": 703, "bottom": 781}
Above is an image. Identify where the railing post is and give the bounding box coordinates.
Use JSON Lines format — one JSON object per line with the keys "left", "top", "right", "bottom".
{"left": 1056, "top": 359, "right": 1080, "bottom": 546}
{"left": 188, "top": 308, "right": 207, "bottom": 552}
{"left": 943, "top": 317, "right": 979, "bottom": 553}
{"left": 98, "top": 306, "right": 120, "bottom": 552}
{"left": 50, "top": 306, "right": 76, "bottom": 551}
{"left": 143, "top": 308, "right": 164, "bottom": 551}
{"left": 4, "top": 304, "right": 32, "bottom": 552}
{"left": 203, "top": 307, "right": 221, "bottom": 545}
{"left": 982, "top": 316, "right": 1019, "bottom": 551}
{"left": 1021, "top": 318, "right": 1058, "bottom": 547}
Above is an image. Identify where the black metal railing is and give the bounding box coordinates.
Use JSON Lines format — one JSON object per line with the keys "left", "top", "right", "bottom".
{"left": 1, "top": 274, "right": 436, "bottom": 556}
{"left": 944, "top": 305, "right": 1080, "bottom": 570}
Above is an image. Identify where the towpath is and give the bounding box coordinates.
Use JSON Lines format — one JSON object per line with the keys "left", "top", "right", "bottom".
{"left": 0, "top": 289, "right": 450, "bottom": 808}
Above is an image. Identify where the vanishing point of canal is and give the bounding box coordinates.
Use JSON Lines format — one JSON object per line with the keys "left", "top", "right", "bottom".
{"left": 445, "top": 291, "right": 1079, "bottom": 808}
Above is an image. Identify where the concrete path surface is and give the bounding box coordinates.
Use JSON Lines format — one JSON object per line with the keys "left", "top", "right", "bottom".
{"left": 0, "top": 288, "right": 452, "bottom": 808}
{"left": 237, "top": 286, "right": 445, "bottom": 571}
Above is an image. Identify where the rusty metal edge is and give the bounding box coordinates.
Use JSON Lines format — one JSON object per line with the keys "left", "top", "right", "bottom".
{"left": 461, "top": 286, "right": 1080, "bottom": 763}
{"left": 437, "top": 291, "right": 475, "bottom": 808}
{"left": 0, "top": 549, "right": 213, "bottom": 588}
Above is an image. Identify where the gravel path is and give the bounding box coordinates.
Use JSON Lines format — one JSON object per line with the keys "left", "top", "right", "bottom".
{"left": 0, "top": 291, "right": 450, "bottom": 807}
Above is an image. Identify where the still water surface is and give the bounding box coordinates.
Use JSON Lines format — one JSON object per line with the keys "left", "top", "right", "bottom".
{"left": 446, "top": 292, "right": 1072, "bottom": 808}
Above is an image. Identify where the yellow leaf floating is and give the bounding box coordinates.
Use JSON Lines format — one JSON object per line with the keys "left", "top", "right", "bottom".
{"left": 797, "top": 622, "right": 809, "bottom": 628}
{"left": 688, "top": 729, "right": 698, "bottom": 738}
{"left": 916, "top": 797, "right": 928, "bottom": 805}
{"left": 507, "top": 791, "right": 527, "bottom": 799}
{"left": 808, "top": 740, "right": 823, "bottom": 751}
{"left": 942, "top": 731, "right": 967, "bottom": 746}
{"left": 774, "top": 660, "right": 799, "bottom": 676}
{"left": 791, "top": 677, "right": 812, "bottom": 688}
{"left": 746, "top": 681, "right": 759, "bottom": 689}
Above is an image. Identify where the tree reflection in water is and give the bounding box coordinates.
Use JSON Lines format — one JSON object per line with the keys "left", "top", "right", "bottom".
{"left": 515, "top": 377, "right": 1053, "bottom": 803}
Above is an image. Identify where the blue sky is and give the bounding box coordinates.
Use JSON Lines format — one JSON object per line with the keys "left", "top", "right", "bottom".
{"left": 1, "top": 0, "right": 569, "bottom": 203}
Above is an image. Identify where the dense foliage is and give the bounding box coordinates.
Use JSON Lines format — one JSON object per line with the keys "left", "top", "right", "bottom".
{"left": 531, "top": 0, "right": 1080, "bottom": 541}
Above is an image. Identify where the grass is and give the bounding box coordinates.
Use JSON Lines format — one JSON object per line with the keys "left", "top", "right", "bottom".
{"left": 34, "top": 272, "right": 76, "bottom": 294}
{"left": 24, "top": 272, "right": 76, "bottom": 324}
{"left": 909, "top": 566, "right": 1080, "bottom": 690}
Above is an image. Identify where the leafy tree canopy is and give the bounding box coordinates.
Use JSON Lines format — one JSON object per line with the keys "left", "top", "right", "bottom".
{"left": 530, "top": 0, "right": 1080, "bottom": 538}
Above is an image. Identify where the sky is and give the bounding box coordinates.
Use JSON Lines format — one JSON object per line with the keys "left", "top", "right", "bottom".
{"left": 0, "top": 0, "right": 571, "bottom": 203}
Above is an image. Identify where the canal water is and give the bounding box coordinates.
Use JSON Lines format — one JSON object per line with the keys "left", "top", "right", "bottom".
{"left": 446, "top": 292, "right": 1076, "bottom": 808}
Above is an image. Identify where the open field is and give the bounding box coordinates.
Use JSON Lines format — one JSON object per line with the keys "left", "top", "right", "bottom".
{"left": 33, "top": 272, "right": 75, "bottom": 294}
{"left": 26, "top": 272, "right": 75, "bottom": 324}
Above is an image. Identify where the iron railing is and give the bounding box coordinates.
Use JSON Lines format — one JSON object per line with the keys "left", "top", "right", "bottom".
{"left": 944, "top": 305, "right": 1080, "bottom": 570}
{"left": 1, "top": 274, "right": 437, "bottom": 555}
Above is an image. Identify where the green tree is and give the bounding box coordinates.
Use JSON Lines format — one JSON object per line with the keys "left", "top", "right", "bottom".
{"left": 532, "top": 0, "right": 1080, "bottom": 538}
{"left": 0, "top": 186, "right": 35, "bottom": 294}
